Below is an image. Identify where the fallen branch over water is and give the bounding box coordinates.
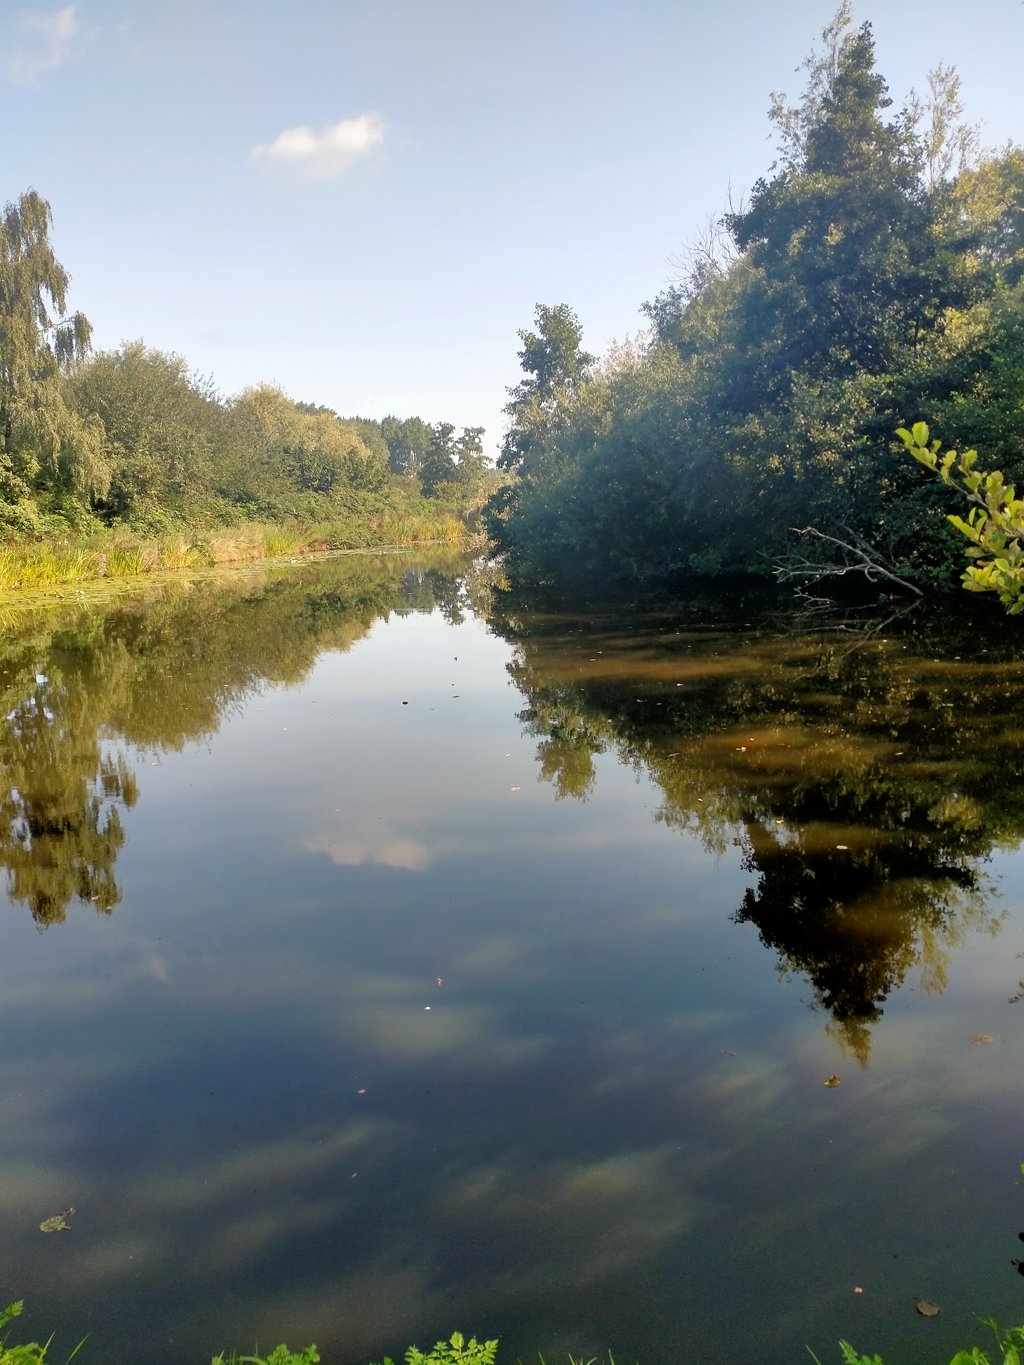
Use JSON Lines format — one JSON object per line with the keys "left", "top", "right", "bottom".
{"left": 775, "top": 525, "right": 924, "bottom": 597}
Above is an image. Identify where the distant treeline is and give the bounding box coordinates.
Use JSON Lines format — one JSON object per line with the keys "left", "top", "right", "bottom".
{"left": 0, "top": 195, "right": 491, "bottom": 542}
{"left": 487, "top": 4, "right": 1024, "bottom": 596}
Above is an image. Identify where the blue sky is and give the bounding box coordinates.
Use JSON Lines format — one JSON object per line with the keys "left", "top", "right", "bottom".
{"left": 2, "top": 0, "right": 1022, "bottom": 455}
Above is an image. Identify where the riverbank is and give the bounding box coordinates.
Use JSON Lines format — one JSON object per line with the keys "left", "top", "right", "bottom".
{"left": 0, "top": 501, "right": 469, "bottom": 594}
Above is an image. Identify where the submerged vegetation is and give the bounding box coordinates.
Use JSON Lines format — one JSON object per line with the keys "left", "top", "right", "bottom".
{"left": 486, "top": 5, "right": 1024, "bottom": 601}
{"left": 489, "top": 591, "right": 1024, "bottom": 1061}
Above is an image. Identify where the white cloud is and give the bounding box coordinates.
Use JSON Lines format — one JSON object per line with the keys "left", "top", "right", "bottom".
{"left": 251, "top": 112, "right": 387, "bottom": 178}
{"left": 5, "top": 3, "right": 79, "bottom": 85}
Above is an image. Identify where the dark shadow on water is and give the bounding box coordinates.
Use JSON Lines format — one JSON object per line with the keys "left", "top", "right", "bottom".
{"left": 489, "top": 590, "right": 1024, "bottom": 1060}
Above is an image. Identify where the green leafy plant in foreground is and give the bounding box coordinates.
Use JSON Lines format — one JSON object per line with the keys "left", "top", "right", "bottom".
{"left": 372, "top": 1332, "right": 499, "bottom": 1365}
{"left": 0, "top": 1300, "right": 86, "bottom": 1365}
{"left": 810, "top": 1318, "right": 1024, "bottom": 1365}
{"left": 897, "top": 422, "right": 1024, "bottom": 613}
{"left": 210, "top": 1346, "right": 319, "bottom": 1365}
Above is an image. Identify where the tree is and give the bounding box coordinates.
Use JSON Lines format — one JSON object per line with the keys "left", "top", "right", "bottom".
{"left": 499, "top": 303, "right": 594, "bottom": 471}
{"left": 419, "top": 422, "right": 457, "bottom": 497}
{"left": 0, "top": 189, "right": 106, "bottom": 509}
{"left": 726, "top": 13, "right": 930, "bottom": 385}
{"left": 451, "top": 426, "right": 488, "bottom": 492}
{"left": 71, "top": 342, "right": 222, "bottom": 520}
{"left": 221, "top": 385, "right": 388, "bottom": 513}
{"left": 381, "top": 414, "right": 434, "bottom": 477}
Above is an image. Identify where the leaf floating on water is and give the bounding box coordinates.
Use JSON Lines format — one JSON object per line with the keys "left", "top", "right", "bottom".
{"left": 823, "top": 1075, "right": 842, "bottom": 1088}
{"left": 916, "top": 1300, "right": 940, "bottom": 1317}
{"left": 39, "top": 1207, "right": 75, "bottom": 1233}
{"left": 968, "top": 1034, "right": 995, "bottom": 1045}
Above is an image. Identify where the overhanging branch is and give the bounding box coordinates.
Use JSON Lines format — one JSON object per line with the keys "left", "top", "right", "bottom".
{"left": 774, "top": 525, "right": 924, "bottom": 597}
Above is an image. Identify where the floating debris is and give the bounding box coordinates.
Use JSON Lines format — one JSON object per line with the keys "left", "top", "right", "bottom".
{"left": 968, "top": 1034, "right": 995, "bottom": 1045}
{"left": 823, "top": 1075, "right": 842, "bottom": 1088}
{"left": 916, "top": 1300, "right": 941, "bottom": 1318}
{"left": 40, "top": 1208, "right": 75, "bottom": 1233}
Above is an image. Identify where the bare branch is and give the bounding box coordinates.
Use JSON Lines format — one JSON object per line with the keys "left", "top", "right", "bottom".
{"left": 774, "top": 526, "right": 924, "bottom": 597}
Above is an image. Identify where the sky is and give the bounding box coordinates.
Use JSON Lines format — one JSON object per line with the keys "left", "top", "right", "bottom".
{"left": 2, "top": 0, "right": 1022, "bottom": 456}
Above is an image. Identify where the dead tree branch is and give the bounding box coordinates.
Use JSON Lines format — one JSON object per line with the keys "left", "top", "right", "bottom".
{"left": 774, "top": 526, "right": 924, "bottom": 597}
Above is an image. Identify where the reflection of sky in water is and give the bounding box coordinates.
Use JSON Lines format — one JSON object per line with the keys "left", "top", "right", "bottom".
{"left": 2, "top": 588, "right": 1024, "bottom": 1365}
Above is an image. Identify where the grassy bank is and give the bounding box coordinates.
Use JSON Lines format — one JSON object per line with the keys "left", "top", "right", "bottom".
{"left": 0, "top": 503, "right": 468, "bottom": 594}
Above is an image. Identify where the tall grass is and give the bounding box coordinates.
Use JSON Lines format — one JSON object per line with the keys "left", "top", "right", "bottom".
{"left": 0, "top": 509, "right": 470, "bottom": 593}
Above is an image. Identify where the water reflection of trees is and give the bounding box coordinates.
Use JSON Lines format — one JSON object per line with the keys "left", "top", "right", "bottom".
{"left": 0, "top": 554, "right": 466, "bottom": 927}
{"left": 493, "top": 598, "right": 1023, "bottom": 1061}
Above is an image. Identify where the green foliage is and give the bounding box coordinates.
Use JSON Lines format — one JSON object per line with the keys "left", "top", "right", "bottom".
{"left": 897, "top": 421, "right": 1024, "bottom": 611}
{"left": 381, "top": 414, "right": 434, "bottom": 477}
{"left": 817, "top": 1319, "right": 1024, "bottom": 1365}
{"left": 0, "top": 189, "right": 487, "bottom": 558}
{"left": 211, "top": 1345, "right": 319, "bottom": 1365}
{"left": 0, "top": 190, "right": 105, "bottom": 508}
{"left": 69, "top": 342, "right": 221, "bottom": 521}
{"left": 833, "top": 1345, "right": 884, "bottom": 1365}
{"left": 489, "top": 10, "right": 1024, "bottom": 594}
{"left": 499, "top": 303, "right": 594, "bottom": 474}
{"left": 373, "top": 1332, "right": 499, "bottom": 1365}
{"left": 0, "top": 1300, "right": 85, "bottom": 1365}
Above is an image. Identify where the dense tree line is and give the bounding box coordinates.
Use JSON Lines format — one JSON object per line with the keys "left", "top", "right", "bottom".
{"left": 0, "top": 194, "right": 489, "bottom": 539}
{"left": 487, "top": 5, "right": 1024, "bottom": 595}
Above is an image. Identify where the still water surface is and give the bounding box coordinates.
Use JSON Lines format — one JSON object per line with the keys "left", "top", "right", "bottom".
{"left": 2, "top": 553, "right": 1023, "bottom": 1364}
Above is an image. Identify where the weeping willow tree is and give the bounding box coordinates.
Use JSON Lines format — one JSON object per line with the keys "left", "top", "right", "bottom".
{"left": 0, "top": 188, "right": 108, "bottom": 516}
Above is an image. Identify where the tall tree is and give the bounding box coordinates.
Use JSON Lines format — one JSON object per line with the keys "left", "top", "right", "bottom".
{"left": 381, "top": 414, "right": 434, "bottom": 477}
{"left": 71, "top": 342, "right": 222, "bottom": 520}
{"left": 499, "top": 303, "right": 594, "bottom": 471}
{"left": 488, "top": 8, "right": 1016, "bottom": 590}
{"left": 419, "top": 421, "right": 457, "bottom": 496}
{"left": 0, "top": 189, "right": 105, "bottom": 509}
{"left": 725, "top": 13, "right": 929, "bottom": 385}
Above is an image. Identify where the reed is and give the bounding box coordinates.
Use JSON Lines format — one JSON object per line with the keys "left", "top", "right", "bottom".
{"left": 0, "top": 508, "right": 469, "bottom": 594}
{"left": 158, "top": 537, "right": 204, "bottom": 571}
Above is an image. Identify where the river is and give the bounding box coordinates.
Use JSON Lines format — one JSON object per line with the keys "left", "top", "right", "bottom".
{"left": 1, "top": 551, "right": 1022, "bottom": 1365}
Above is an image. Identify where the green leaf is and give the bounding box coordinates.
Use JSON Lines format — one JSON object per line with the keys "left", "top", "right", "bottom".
{"left": 0, "top": 1301, "right": 26, "bottom": 1330}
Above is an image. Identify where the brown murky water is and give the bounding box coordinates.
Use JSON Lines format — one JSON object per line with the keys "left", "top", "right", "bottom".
{"left": 2, "top": 556, "right": 1023, "bottom": 1364}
